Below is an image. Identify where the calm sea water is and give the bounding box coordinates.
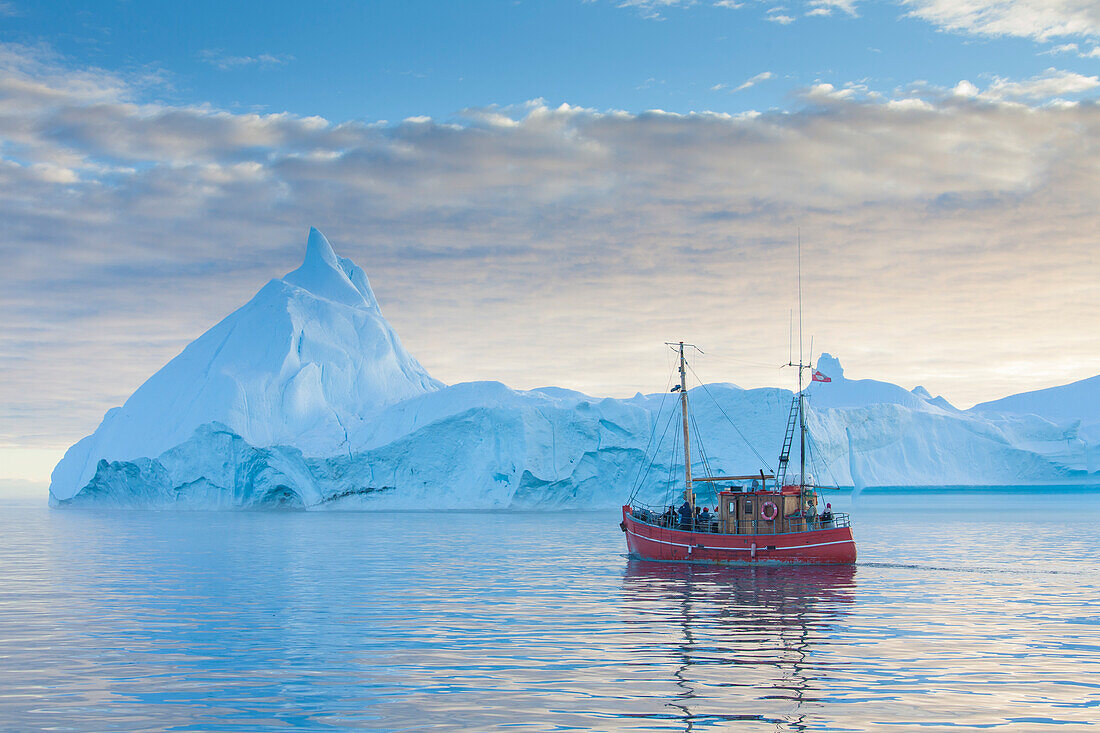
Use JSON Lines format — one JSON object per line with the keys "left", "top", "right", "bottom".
{"left": 1, "top": 488, "right": 1098, "bottom": 732}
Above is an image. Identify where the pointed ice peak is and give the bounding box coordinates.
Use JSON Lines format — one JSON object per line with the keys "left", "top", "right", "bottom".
{"left": 283, "top": 228, "right": 378, "bottom": 311}
{"left": 816, "top": 353, "right": 845, "bottom": 380}
{"left": 303, "top": 226, "right": 340, "bottom": 269}
{"left": 912, "top": 385, "right": 932, "bottom": 399}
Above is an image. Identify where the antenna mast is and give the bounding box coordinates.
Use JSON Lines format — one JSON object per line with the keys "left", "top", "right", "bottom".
{"left": 783, "top": 230, "right": 810, "bottom": 499}
{"left": 667, "top": 341, "right": 701, "bottom": 511}
{"left": 798, "top": 230, "right": 805, "bottom": 492}
{"left": 798, "top": 229, "right": 803, "bottom": 371}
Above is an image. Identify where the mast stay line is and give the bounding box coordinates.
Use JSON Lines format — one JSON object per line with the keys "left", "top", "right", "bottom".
{"left": 684, "top": 362, "right": 775, "bottom": 474}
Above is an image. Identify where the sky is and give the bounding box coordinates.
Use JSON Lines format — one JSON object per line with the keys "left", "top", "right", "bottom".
{"left": 1, "top": 0, "right": 1099, "bottom": 488}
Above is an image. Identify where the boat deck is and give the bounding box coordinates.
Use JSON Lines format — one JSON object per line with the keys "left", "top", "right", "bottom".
{"left": 627, "top": 506, "right": 852, "bottom": 536}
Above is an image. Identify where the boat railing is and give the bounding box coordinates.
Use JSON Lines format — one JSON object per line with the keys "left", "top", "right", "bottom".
{"left": 629, "top": 504, "right": 850, "bottom": 535}
{"left": 720, "top": 514, "right": 852, "bottom": 534}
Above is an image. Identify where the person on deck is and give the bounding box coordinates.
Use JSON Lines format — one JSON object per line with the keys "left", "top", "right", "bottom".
{"left": 678, "top": 501, "right": 693, "bottom": 529}
{"left": 803, "top": 497, "right": 819, "bottom": 528}
{"left": 820, "top": 503, "right": 834, "bottom": 528}
{"left": 699, "top": 506, "right": 712, "bottom": 531}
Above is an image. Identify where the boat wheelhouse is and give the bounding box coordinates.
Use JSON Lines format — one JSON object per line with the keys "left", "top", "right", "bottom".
{"left": 620, "top": 342, "right": 857, "bottom": 565}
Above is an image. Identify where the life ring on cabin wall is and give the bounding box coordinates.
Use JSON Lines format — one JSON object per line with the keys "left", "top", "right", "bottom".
{"left": 761, "top": 501, "right": 778, "bottom": 521}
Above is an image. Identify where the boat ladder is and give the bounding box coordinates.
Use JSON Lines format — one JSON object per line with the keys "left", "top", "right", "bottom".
{"left": 776, "top": 395, "right": 799, "bottom": 485}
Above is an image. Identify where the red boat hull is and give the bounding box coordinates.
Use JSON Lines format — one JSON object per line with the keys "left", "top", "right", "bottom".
{"left": 622, "top": 506, "right": 856, "bottom": 565}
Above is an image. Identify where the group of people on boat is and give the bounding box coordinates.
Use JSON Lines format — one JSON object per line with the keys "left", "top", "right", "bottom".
{"left": 632, "top": 499, "right": 837, "bottom": 534}
{"left": 785, "top": 500, "right": 836, "bottom": 530}
{"left": 791, "top": 499, "right": 835, "bottom": 528}
{"left": 634, "top": 502, "right": 721, "bottom": 533}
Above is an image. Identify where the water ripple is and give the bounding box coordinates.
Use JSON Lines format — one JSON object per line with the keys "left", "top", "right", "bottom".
{"left": 0, "top": 491, "right": 1097, "bottom": 730}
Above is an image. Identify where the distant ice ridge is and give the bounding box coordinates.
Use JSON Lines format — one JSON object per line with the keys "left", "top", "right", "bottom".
{"left": 50, "top": 229, "right": 1098, "bottom": 509}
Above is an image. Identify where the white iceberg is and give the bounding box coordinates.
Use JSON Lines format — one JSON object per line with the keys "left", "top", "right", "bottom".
{"left": 50, "top": 229, "right": 1098, "bottom": 509}
{"left": 50, "top": 228, "right": 440, "bottom": 501}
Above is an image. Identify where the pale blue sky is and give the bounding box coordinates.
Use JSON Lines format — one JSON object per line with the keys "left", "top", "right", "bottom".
{"left": 4, "top": 0, "right": 1097, "bottom": 121}
{"left": 2, "top": 0, "right": 1099, "bottom": 486}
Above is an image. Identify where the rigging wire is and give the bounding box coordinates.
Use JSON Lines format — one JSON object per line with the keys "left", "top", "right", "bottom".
{"left": 685, "top": 361, "right": 775, "bottom": 474}
{"left": 805, "top": 423, "right": 845, "bottom": 492}
{"left": 625, "top": 373, "right": 675, "bottom": 502}
{"left": 680, "top": 352, "right": 713, "bottom": 478}
{"left": 800, "top": 397, "right": 846, "bottom": 492}
{"left": 664, "top": 421, "right": 680, "bottom": 508}
{"left": 688, "top": 408, "right": 714, "bottom": 479}
{"left": 688, "top": 409, "right": 717, "bottom": 508}
{"left": 628, "top": 396, "right": 680, "bottom": 505}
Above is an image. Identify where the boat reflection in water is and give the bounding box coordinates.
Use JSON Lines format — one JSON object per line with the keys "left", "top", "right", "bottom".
{"left": 620, "top": 560, "right": 856, "bottom": 731}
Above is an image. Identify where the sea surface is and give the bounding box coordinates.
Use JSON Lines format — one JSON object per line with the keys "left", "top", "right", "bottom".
{"left": 1, "top": 488, "right": 1098, "bottom": 732}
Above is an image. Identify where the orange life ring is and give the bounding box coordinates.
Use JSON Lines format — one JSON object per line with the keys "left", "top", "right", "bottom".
{"left": 761, "top": 501, "right": 778, "bottom": 521}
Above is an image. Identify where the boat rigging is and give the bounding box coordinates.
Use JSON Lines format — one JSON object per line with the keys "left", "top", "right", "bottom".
{"left": 618, "top": 235, "right": 857, "bottom": 565}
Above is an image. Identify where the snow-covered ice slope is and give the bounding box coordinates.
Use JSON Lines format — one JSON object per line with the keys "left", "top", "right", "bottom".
{"left": 50, "top": 230, "right": 1098, "bottom": 509}
{"left": 49, "top": 228, "right": 441, "bottom": 501}
{"left": 967, "top": 375, "right": 1100, "bottom": 475}
{"left": 972, "top": 376, "right": 1100, "bottom": 440}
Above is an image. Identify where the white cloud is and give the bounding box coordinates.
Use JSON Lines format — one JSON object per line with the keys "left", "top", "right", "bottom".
{"left": 803, "top": 81, "right": 860, "bottom": 100}
{"left": 885, "top": 97, "right": 934, "bottom": 110}
{"left": 767, "top": 7, "right": 797, "bottom": 24}
{"left": 1042, "top": 41, "right": 1080, "bottom": 53}
{"left": 608, "top": 0, "right": 695, "bottom": 20}
{"left": 607, "top": 0, "right": 869, "bottom": 17}
{"left": 608, "top": 0, "right": 748, "bottom": 18}
{"left": 604, "top": 0, "right": 861, "bottom": 20}
{"left": 714, "top": 71, "right": 775, "bottom": 92}
{"left": 952, "top": 79, "right": 981, "bottom": 97}
{"left": 198, "top": 50, "right": 294, "bottom": 71}
{"left": 981, "top": 67, "right": 1100, "bottom": 100}
{"left": 738, "top": 70, "right": 775, "bottom": 90}
{"left": 904, "top": 0, "right": 1100, "bottom": 41}
{"left": 807, "top": 0, "right": 859, "bottom": 16}
{"left": 1, "top": 44, "right": 1099, "bottom": 452}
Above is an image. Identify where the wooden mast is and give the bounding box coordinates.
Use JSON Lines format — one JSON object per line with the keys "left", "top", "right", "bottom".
{"left": 677, "top": 341, "right": 694, "bottom": 511}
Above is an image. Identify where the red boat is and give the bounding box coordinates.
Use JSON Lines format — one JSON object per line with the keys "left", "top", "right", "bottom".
{"left": 621, "top": 342, "right": 856, "bottom": 566}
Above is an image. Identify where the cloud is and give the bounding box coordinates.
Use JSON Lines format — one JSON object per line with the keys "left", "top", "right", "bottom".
{"left": 606, "top": 0, "right": 696, "bottom": 20}
{"left": 198, "top": 50, "right": 294, "bottom": 71}
{"left": 903, "top": 0, "right": 1100, "bottom": 41}
{"left": 802, "top": 81, "right": 863, "bottom": 100}
{"left": 605, "top": 0, "right": 855, "bottom": 19}
{"left": 1042, "top": 41, "right": 1081, "bottom": 54}
{"left": 807, "top": 0, "right": 859, "bottom": 16}
{"left": 1, "top": 43, "right": 1099, "bottom": 456}
{"left": 952, "top": 79, "right": 982, "bottom": 97}
{"left": 608, "top": 0, "right": 754, "bottom": 19}
{"left": 712, "top": 71, "right": 775, "bottom": 92}
{"left": 981, "top": 67, "right": 1100, "bottom": 100}
{"left": 766, "top": 7, "right": 797, "bottom": 23}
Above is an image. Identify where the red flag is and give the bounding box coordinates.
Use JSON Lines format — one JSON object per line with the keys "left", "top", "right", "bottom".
{"left": 812, "top": 370, "right": 831, "bottom": 383}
